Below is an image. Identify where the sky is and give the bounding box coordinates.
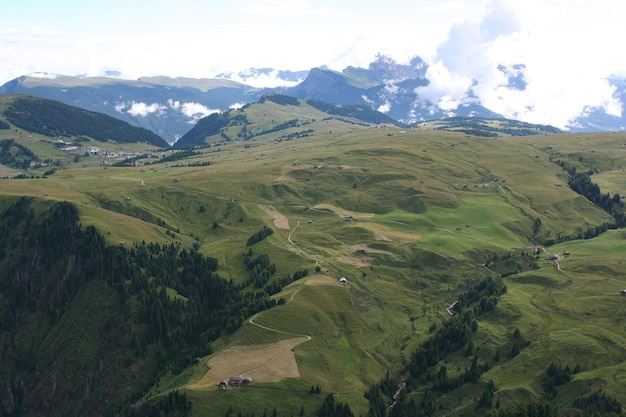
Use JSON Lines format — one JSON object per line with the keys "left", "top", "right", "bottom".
{"left": 1, "top": 0, "right": 625, "bottom": 128}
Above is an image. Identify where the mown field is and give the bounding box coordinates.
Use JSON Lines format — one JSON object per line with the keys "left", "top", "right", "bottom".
{"left": 1, "top": 118, "right": 626, "bottom": 416}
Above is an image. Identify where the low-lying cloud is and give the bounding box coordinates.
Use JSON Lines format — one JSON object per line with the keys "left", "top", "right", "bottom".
{"left": 181, "top": 102, "right": 220, "bottom": 122}
{"left": 126, "top": 101, "right": 166, "bottom": 117}
{"left": 414, "top": 0, "right": 625, "bottom": 129}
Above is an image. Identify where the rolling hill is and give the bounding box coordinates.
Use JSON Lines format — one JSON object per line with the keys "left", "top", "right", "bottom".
{"left": 0, "top": 99, "right": 625, "bottom": 417}
{"left": 174, "top": 93, "right": 404, "bottom": 149}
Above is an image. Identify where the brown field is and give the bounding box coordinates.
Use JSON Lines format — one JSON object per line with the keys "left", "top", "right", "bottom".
{"left": 187, "top": 337, "right": 309, "bottom": 390}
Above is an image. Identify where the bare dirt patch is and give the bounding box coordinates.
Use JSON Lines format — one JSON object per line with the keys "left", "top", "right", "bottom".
{"left": 187, "top": 337, "right": 308, "bottom": 390}
{"left": 258, "top": 204, "right": 290, "bottom": 229}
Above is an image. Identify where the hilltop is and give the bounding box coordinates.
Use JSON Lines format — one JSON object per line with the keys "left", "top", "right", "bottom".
{"left": 174, "top": 93, "right": 403, "bottom": 148}
{"left": 0, "top": 99, "right": 625, "bottom": 417}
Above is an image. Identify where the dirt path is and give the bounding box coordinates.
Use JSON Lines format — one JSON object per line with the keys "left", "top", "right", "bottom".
{"left": 288, "top": 220, "right": 301, "bottom": 244}
{"left": 535, "top": 246, "right": 563, "bottom": 272}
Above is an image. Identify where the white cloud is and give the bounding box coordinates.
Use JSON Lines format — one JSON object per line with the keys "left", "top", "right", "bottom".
{"left": 413, "top": 0, "right": 626, "bottom": 129}
{"left": 416, "top": 61, "right": 473, "bottom": 111}
{"left": 229, "top": 102, "right": 245, "bottom": 110}
{"left": 167, "top": 99, "right": 181, "bottom": 110}
{"left": 377, "top": 102, "right": 391, "bottom": 114}
{"left": 127, "top": 101, "right": 166, "bottom": 117}
{"left": 221, "top": 69, "right": 304, "bottom": 88}
{"left": 179, "top": 102, "right": 220, "bottom": 120}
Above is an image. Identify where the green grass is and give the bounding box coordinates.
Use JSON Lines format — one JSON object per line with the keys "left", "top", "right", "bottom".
{"left": 3, "top": 111, "right": 626, "bottom": 416}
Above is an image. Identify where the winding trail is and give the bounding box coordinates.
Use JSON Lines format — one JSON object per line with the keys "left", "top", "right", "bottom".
{"left": 249, "top": 312, "right": 311, "bottom": 343}
{"left": 288, "top": 220, "right": 301, "bottom": 245}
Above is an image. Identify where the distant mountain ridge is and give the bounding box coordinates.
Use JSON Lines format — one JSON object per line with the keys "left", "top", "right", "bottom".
{"left": 0, "top": 75, "right": 266, "bottom": 143}
{"left": 2, "top": 54, "right": 624, "bottom": 140}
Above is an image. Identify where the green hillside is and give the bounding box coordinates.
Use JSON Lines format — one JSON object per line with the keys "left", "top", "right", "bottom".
{"left": 0, "top": 100, "right": 625, "bottom": 417}
{"left": 174, "top": 93, "right": 401, "bottom": 148}
{"left": 0, "top": 94, "right": 169, "bottom": 148}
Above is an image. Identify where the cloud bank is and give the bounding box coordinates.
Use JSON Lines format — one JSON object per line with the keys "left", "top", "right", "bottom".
{"left": 415, "top": 0, "right": 624, "bottom": 129}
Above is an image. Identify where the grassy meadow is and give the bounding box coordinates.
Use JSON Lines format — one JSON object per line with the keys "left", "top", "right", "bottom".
{"left": 2, "top": 112, "right": 626, "bottom": 416}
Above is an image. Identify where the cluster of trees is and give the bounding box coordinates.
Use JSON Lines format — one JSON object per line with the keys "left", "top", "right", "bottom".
{"left": 239, "top": 119, "right": 301, "bottom": 141}
{"left": 306, "top": 99, "right": 401, "bottom": 126}
{"left": 573, "top": 390, "right": 623, "bottom": 416}
{"left": 364, "top": 276, "right": 509, "bottom": 417}
{"left": 244, "top": 251, "right": 277, "bottom": 288}
{"left": 317, "top": 394, "right": 354, "bottom": 417}
{"left": 277, "top": 129, "right": 315, "bottom": 141}
{"left": 542, "top": 362, "right": 579, "bottom": 398}
{"left": 557, "top": 161, "right": 626, "bottom": 228}
{"left": 247, "top": 226, "right": 275, "bottom": 246}
{"left": 0, "top": 119, "right": 9, "bottom": 129}
{"left": 154, "top": 149, "right": 200, "bottom": 164}
{"left": 259, "top": 94, "right": 301, "bottom": 106}
{"left": 0, "top": 197, "right": 284, "bottom": 416}
{"left": 3, "top": 96, "right": 168, "bottom": 147}
{"left": 263, "top": 269, "right": 308, "bottom": 296}
{"left": 433, "top": 354, "right": 491, "bottom": 392}
{"left": 433, "top": 117, "right": 560, "bottom": 136}
{"left": 0, "top": 138, "right": 39, "bottom": 169}
{"left": 125, "top": 390, "right": 191, "bottom": 417}
{"left": 493, "top": 401, "right": 560, "bottom": 417}
{"left": 175, "top": 112, "right": 246, "bottom": 149}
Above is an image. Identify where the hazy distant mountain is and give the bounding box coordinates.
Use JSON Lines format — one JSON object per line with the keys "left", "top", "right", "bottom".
{"left": 3, "top": 55, "right": 624, "bottom": 141}
{"left": 0, "top": 74, "right": 265, "bottom": 143}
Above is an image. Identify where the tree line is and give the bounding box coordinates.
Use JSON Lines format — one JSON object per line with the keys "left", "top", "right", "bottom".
{"left": 556, "top": 160, "right": 626, "bottom": 228}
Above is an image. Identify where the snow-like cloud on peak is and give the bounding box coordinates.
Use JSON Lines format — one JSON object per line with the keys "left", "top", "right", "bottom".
{"left": 217, "top": 69, "right": 305, "bottom": 88}
{"left": 28, "top": 72, "right": 59, "bottom": 79}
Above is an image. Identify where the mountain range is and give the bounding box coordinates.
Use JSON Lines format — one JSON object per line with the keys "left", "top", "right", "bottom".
{"left": 1, "top": 55, "right": 624, "bottom": 144}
